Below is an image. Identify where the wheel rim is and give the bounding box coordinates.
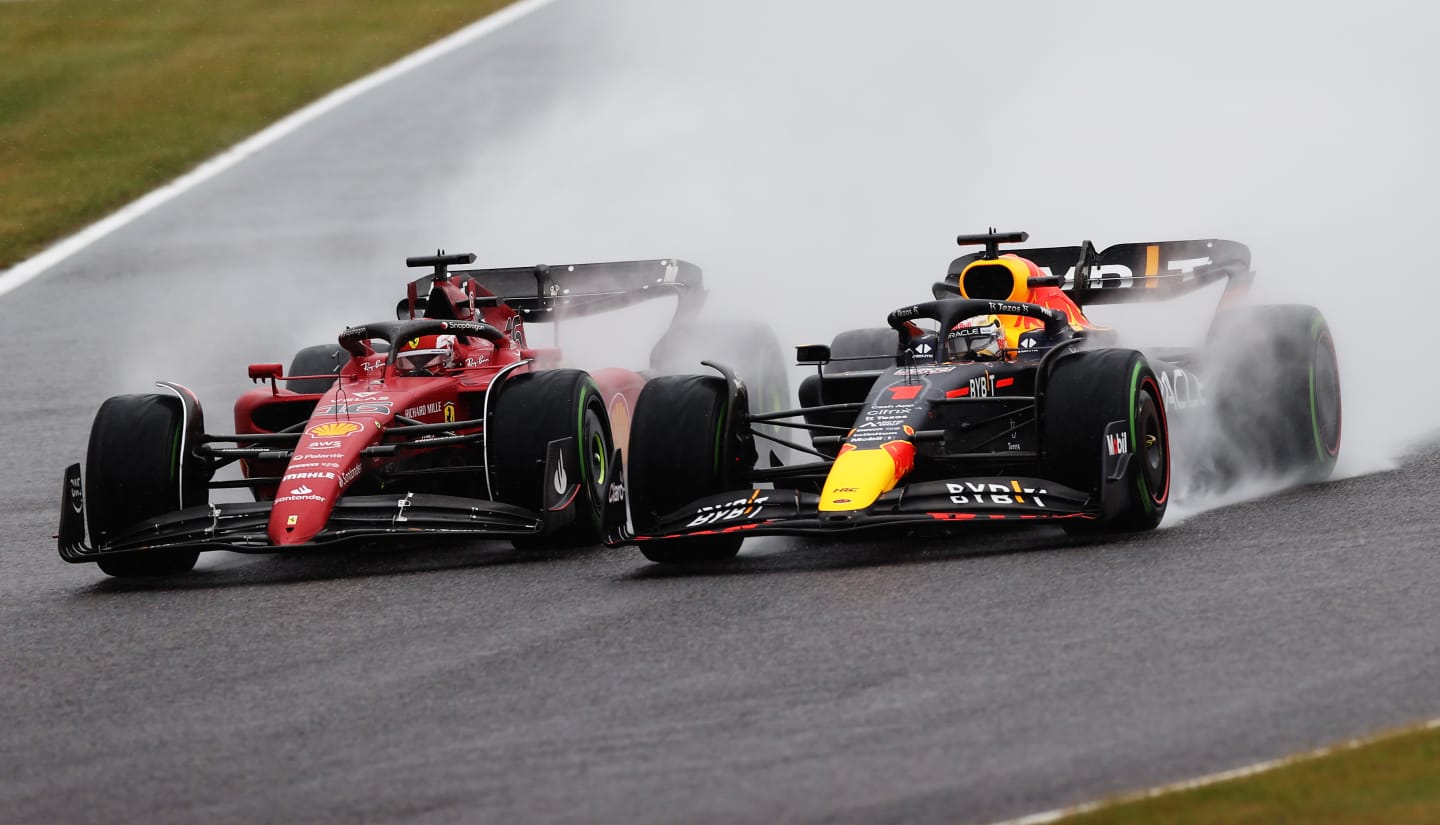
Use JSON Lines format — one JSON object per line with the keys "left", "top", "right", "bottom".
{"left": 1311, "top": 332, "right": 1342, "bottom": 458}
{"left": 1135, "top": 379, "right": 1169, "bottom": 506}
{"left": 582, "top": 404, "right": 610, "bottom": 515}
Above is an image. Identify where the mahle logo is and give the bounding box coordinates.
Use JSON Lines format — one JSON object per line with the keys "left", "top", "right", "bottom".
{"left": 307, "top": 421, "right": 363, "bottom": 438}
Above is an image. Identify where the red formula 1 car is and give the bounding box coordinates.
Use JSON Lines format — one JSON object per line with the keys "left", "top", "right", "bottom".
{"left": 58, "top": 253, "right": 717, "bottom": 577}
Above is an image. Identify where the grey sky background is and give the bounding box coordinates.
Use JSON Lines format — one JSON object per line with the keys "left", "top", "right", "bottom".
{"left": 424, "top": 0, "right": 1434, "bottom": 478}
{"left": 20, "top": 1, "right": 1425, "bottom": 485}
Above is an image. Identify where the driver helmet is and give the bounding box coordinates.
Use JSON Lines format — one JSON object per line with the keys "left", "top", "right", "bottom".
{"left": 948, "top": 315, "right": 1005, "bottom": 360}
{"left": 395, "top": 335, "right": 458, "bottom": 375}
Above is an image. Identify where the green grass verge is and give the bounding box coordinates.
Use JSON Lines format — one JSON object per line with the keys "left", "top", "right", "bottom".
{"left": 1056, "top": 722, "right": 1440, "bottom": 825}
{"left": 0, "top": 0, "right": 516, "bottom": 268}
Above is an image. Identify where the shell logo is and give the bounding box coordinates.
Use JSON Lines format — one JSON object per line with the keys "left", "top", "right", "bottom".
{"left": 307, "top": 421, "right": 363, "bottom": 438}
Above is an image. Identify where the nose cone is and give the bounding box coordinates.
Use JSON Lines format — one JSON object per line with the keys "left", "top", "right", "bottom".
{"left": 268, "top": 417, "right": 372, "bottom": 546}
{"left": 268, "top": 474, "right": 343, "bottom": 545}
{"left": 818, "top": 441, "right": 916, "bottom": 512}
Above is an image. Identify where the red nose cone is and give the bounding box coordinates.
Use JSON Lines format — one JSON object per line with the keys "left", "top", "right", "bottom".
{"left": 269, "top": 419, "right": 370, "bottom": 546}
{"left": 268, "top": 476, "right": 339, "bottom": 545}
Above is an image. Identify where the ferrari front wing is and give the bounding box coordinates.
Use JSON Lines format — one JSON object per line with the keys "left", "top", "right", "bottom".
{"left": 58, "top": 463, "right": 546, "bottom": 562}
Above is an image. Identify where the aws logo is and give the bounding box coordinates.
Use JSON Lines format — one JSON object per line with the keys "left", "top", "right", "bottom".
{"left": 307, "top": 421, "right": 363, "bottom": 438}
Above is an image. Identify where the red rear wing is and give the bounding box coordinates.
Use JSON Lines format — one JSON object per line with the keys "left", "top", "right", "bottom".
{"left": 940, "top": 239, "right": 1253, "bottom": 306}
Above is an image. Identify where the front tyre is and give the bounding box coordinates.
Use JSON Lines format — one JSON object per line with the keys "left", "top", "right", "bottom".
{"left": 628, "top": 375, "right": 755, "bottom": 563}
{"left": 86, "top": 394, "right": 206, "bottom": 577}
{"left": 489, "top": 370, "right": 613, "bottom": 548}
{"left": 1041, "top": 349, "right": 1170, "bottom": 532}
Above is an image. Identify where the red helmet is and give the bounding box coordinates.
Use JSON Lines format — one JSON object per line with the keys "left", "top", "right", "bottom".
{"left": 395, "top": 335, "right": 458, "bottom": 375}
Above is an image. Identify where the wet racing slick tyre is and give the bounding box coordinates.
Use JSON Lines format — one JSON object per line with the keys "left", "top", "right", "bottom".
{"left": 627, "top": 375, "right": 757, "bottom": 563}
{"left": 824, "top": 328, "right": 897, "bottom": 374}
{"left": 1206, "top": 304, "right": 1341, "bottom": 481}
{"left": 1041, "top": 348, "right": 1170, "bottom": 533}
{"left": 86, "top": 393, "right": 207, "bottom": 577}
{"left": 489, "top": 369, "right": 613, "bottom": 549}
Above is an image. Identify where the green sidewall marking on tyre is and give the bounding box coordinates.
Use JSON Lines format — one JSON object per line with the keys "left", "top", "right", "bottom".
{"left": 1127, "top": 360, "right": 1155, "bottom": 515}
{"left": 1309, "top": 352, "right": 1322, "bottom": 461}
{"left": 577, "top": 384, "right": 593, "bottom": 487}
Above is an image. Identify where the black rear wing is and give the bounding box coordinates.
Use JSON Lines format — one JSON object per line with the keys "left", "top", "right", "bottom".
{"left": 406, "top": 258, "right": 706, "bottom": 323}
{"left": 939, "top": 239, "right": 1253, "bottom": 306}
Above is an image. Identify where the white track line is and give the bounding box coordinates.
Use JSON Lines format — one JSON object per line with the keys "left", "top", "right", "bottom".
{"left": 985, "top": 717, "right": 1440, "bottom": 825}
{"left": 0, "top": 0, "right": 560, "bottom": 299}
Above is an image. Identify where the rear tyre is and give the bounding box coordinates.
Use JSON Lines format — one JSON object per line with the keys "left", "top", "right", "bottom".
{"left": 286, "top": 342, "right": 388, "bottom": 394}
{"left": 628, "top": 375, "right": 755, "bottom": 563}
{"left": 824, "top": 327, "right": 896, "bottom": 374}
{"left": 489, "top": 370, "right": 613, "bottom": 549}
{"left": 1207, "top": 304, "right": 1341, "bottom": 481}
{"left": 649, "top": 320, "right": 789, "bottom": 463}
{"left": 286, "top": 345, "right": 346, "bottom": 394}
{"left": 797, "top": 328, "right": 895, "bottom": 458}
{"left": 86, "top": 394, "right": 206, "bottom": 577}
{"left": 1041, "top": 349, "right": 1170, "bottom": 533}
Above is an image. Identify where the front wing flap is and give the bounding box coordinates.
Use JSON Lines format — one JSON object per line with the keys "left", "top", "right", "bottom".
{"left": 617, "top": 476, "right": 1094, "bottom": 545}
{"left": 58, "top": 463, "right": 544, "bottom": 562}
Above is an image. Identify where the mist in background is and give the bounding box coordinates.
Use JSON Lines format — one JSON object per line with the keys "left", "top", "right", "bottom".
{"left": 60, "top": 0, "right": 1440, "bottom": 497}
{"left": 424, "top": 0, "right": 1438, "bottom": 482}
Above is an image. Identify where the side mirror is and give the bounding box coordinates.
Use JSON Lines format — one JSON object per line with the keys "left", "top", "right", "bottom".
{"left": 795, "top": 344, "right": 831, "bottom": 365}
{"left": 248, "top": 362, "right": 284, "bottom": 394}
{"left": 247, "top": 363, "right": 284, "bottom": 381}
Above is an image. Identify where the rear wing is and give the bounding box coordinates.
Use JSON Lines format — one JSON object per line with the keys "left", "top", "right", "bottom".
{"left": 939, "top": 238, "right": 1253, "bottom": 306}
{"left": 405, "top": 257, "right": 706, "bottom": 323}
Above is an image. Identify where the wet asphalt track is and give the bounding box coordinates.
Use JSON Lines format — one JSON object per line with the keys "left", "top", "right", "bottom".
{"left": 5, "top": 3, "right": 1440, "bottom": 823}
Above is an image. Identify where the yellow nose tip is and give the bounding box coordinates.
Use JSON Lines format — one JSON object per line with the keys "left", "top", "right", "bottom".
{"left": 819, "top": 449, "right": 900, "bottom": 512}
